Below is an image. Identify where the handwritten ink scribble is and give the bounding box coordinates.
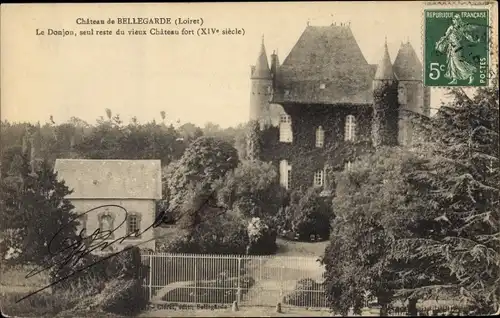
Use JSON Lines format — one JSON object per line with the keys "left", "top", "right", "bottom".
{"left": 17, "top": 190, "right": 223, "bottom": 303}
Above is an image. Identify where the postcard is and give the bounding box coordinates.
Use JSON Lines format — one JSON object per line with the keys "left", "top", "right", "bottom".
{"left": 1, "top": 2, "right": 498, "bottom": 317}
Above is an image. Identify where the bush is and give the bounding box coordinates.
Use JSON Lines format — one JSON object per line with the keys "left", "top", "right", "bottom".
{"left": 159, "top": 212, "right": 249, "bottom": 255}
{"left": 290, "top": 188, "right": 332, "bottom": 241}
{"left": 47, "top": 246, "right": 148, "bottom": 315}
{"left": 283, "top": 278, "right": 326, "bottom": 308}
{"left": 246, "top": 217, "right": 277, "bottom": 255}
{"left": 99, "top": 278, "right": 148, "bottom": 315}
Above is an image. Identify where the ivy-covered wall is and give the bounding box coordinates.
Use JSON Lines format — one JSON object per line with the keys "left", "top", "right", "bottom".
{"left": 372, "top": 81, "right": 400, "bottom": 148}
{"left": 259, "top": 103, "right": 374, "bottom": 192}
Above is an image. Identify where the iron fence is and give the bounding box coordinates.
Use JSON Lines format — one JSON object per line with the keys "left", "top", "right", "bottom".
{"left": 139, "top": 252, "right": 328, "bottom": 309}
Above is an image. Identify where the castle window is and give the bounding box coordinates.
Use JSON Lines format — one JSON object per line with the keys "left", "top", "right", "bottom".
{"left": 319, "top": 83, "right": 326, "bottom": 89}
{"left": 315, "top": 126, "right": 325, "bottom": 148}
{"left": 279, "top": 114, "right": 293, "bottom": 143}
{"left": 398, "top": 85, "right": 407, "bottom": 105}
{"left": 345, "top": 161, "right": 353, "bottom": 172}
{"left": 310, "top": 53, "right": 317, "bottom": 64}
{"left": 279, "top": 160, "right": 292, "bottom": 190}
{"left": 126, "top": 214, "right": 142, "bottom": 239}
{"left": 345, "top": 115, "right": 357, "bottom": 141}
{"left": 314, "top": 169, "right": 325, "bottom": 187}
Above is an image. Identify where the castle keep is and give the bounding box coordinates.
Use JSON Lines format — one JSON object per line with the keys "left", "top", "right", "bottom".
{"left": 249, "top": 24, "right": 431, "bottom": 192}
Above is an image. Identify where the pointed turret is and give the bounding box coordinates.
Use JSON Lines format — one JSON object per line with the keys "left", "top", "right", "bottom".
{"left": 251, "top": 36, "right": 272, "bottom": 79}
{"left": 393, "top": 41, "right": 422, "bottom": 81}
{"left": 374, "top": 38, "right": 396, "bottom": 81}
{"left": 249, "top": 35, "right": 273, "bottom": 128}
{"left": 372, "top": 38, "right": 400, "bottom": 148}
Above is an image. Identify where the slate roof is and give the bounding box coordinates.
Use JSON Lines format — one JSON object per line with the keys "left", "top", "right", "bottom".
{"left": 393, "top": 42, "right": 423, "bottom": 81}
{"left": 251, "top": 40, "right": 272, "bottom": 79}
{"left": 54, "top": 159, "right": 162, "bottom": 200}
{"left": 272, "top": 25, "right": 376, "bottom": 105}
{"left": 374, "top": 42, "right": 396, "bottom": 81}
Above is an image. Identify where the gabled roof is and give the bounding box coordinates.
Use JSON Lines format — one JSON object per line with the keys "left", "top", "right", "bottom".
{"left": 272, "top": 25, "right": 375, "bottom": 105}
{"left": 251, "top": 38, "right": 272, "bottom": 79}
{"left": 54, "top": 159, "right": 162, "bottom": 200}
{"left": 393, "top": 42, "right": 423, "bottom": 81}
{"left": 374, "top": 41, "right": 396, "bottom": 80}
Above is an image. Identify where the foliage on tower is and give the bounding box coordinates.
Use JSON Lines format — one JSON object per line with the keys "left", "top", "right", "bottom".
{"left": 372, "top": 81, "right": 400, "bottom": 148}
{"left": 246, "top": 120, "right": 261, "bottom": 161}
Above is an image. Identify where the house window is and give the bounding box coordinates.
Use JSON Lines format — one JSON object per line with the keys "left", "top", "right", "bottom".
{"left": 345, "top": 115, "right": 357, "bottom": 141}
{"left": 315, "top": 126, "right": 325, "bottom": 148}
{"left": 279, "top": 114, "right": 293, "bottom": 143}
{"left": 284, "top": 90, "right": 290, "bottom": 97}
{"left": 319, "top": 83, "right": 326, "bottom": 89}
{"left": 314, "top": 169, "right": 324, "bottom": 187}
{"left": 127, "top": 214, "right": 141, "bottom": 238}
{"left": 279, "top": 160, "right": 292, "bottom": 190}
{"left": 99, "top": 213, "right": 114, "bottom": 239}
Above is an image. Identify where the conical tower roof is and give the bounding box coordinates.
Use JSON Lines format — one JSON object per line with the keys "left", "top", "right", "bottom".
{"left": 374, "top": 39, "right": 396, "bottom": 80}
{"left": 393, "top": 41, "right": 423, "bottom": 81}
{"left": 251, "top": 36, "right": 272, "bottom": 79}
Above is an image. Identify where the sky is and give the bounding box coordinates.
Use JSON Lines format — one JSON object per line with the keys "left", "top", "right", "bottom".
{"left": 1, "top": 2, "right": 494, "bottom": 128}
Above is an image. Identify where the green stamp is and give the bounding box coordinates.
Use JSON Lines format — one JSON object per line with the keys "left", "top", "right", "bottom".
{"left": 424, "top": 9, "right": 490, "bottom": 87}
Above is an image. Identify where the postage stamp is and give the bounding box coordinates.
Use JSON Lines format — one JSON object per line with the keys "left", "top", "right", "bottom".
{"left": 424, "top": 9, "right": 490, "bottom": 87}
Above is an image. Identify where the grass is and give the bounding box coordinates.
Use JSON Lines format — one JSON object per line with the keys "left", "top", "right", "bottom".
{"left": 0, "top": 264, "right": 49, "bottom": 288}
{"left": 275, "top": 238, "right": 329, "bottom": 257}
{"left": 161, "top": 275, "right": 255, "bottom": 304}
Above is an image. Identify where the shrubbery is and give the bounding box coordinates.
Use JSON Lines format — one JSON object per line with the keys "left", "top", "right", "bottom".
{"left": 276, "top": 188, "right": 333, "bottom": 241}
{"left": 246, "top": 217, "right": 277, "bottom": 255}
{"left": 159, "top": 211, "right": 249, "bottom": 255}
{"left": 48, "top": 246, "right": 149, "bottom": 316}
{"left": 283, "top": 278, "right": 326, "bottom": 308}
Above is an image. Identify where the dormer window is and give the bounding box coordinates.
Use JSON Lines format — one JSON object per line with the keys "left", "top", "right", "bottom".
{"left": 319, "top": 83, "right": 326, "bottom": 89}
{"left": 315, "top": 126, "right": 325, "bottom": 148}
{"left": 345, "top": 115, "right": 357, "bottom": 141}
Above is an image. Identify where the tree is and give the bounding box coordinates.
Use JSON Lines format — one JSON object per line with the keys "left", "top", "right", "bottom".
{"left": 216, "top": 160, "right": 287, "bottom": 222}
{"left": 1, "top": 155, "right": 80, "bottom": 265}
{"left": 398, "top": 81, "right": 500, "bottom": 313}
{"left": 321, "top": 80, "right": 499, "bottom": 315}
{"left": 322, "top": 148, "right": 413, "bottom": 315}
{"left": 290, "top": 187, "right": 332, "bottom": 241}
{"left": 165, "top": 136, "right": 239, "bottom": 218}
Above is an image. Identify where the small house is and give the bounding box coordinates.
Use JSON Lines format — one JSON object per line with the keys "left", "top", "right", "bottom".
{"left": 54, "top": 159, "right": 162, "bottom": 251}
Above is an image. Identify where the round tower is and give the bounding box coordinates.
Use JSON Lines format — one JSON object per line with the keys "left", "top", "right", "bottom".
{"left": 250, "top": 35, "right": 272, "bottom": 129}
{"left": 372, "top": 38, "right": 400, "bottom": 148}
{"left": 393, "top": 41, "right": 431, "bottom": 145}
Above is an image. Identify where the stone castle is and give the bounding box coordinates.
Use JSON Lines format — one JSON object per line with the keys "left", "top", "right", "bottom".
{"left": 248, "top": 24, "right": 431, "bottom": 192}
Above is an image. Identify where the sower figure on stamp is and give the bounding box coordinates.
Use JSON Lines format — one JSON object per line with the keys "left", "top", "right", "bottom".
{"left": 435, "top": 14, "right": 481, "bottom": 85}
